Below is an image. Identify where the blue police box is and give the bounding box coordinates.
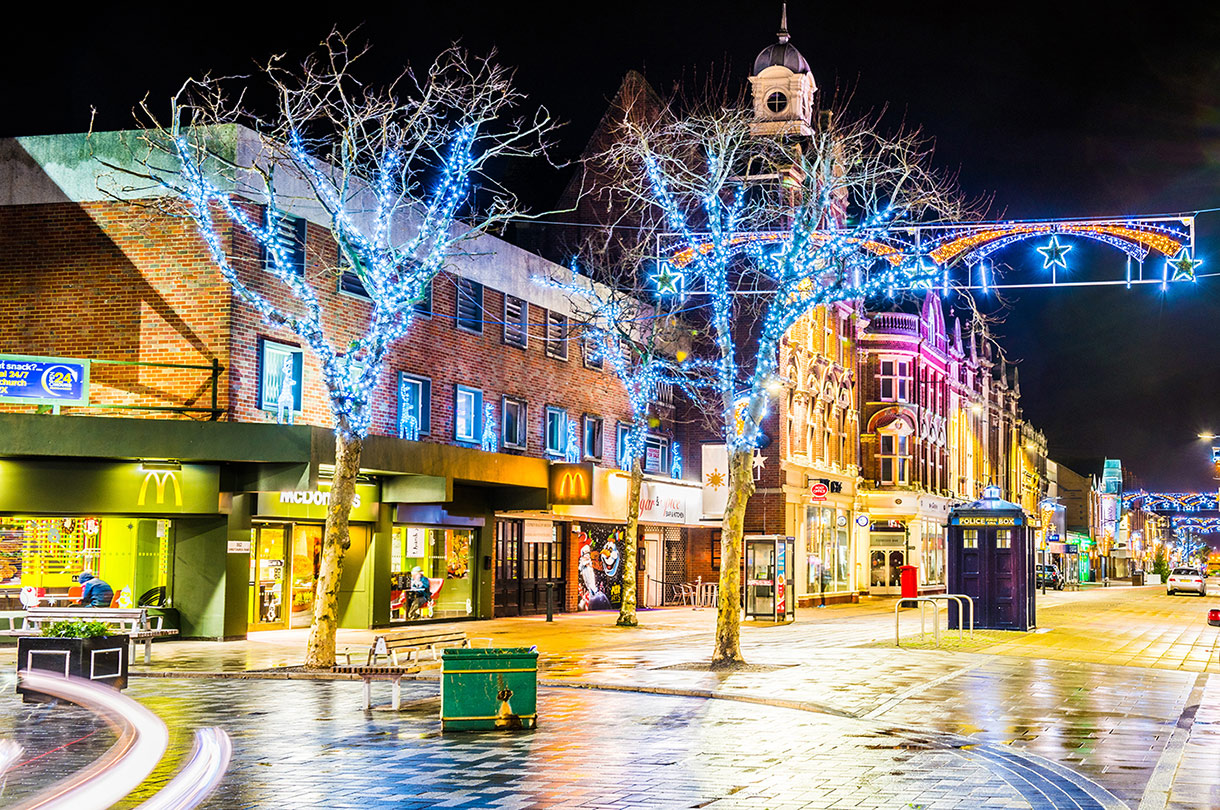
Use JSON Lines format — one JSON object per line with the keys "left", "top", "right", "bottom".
{"left": 947, "top": 485, "right": 1036, "bottom": 631}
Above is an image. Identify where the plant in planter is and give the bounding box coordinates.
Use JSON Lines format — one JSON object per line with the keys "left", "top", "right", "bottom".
{"left": 17, "top": 619, "right": 129, "bottom": 701}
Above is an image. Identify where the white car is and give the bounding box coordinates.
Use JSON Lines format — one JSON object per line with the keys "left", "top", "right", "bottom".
{"left": 1167, "top": 567, "right": 1207, "bottom": 596}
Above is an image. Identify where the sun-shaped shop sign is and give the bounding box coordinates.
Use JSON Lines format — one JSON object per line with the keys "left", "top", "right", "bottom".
{"left": 705, "top": 468, "right": 726, "bottom": 489}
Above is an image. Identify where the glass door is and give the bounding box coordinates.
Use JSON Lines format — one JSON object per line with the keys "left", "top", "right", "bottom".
{"left": 868, "top": 546, "right": 905, "bottom": 595}
{"left": 250, "top": 524, "right": 288, "bottom": 629}
{"left": 290, "top": 525, "right": 322, "bottom": 629}
{"left": 744, "top": 538, "right": 776, "bottom": 618}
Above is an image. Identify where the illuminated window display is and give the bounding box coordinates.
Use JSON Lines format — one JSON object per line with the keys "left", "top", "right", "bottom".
{"left": 0, "top": 516, "right": 172, "bottom": 606}
{"left": 804, "top": 507, "right": 850, "bottom": 594}
{"left": 389, "top": 526, "right": 473, "bottom": 621}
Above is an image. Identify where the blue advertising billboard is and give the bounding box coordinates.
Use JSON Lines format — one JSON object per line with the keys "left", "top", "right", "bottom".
{"left": 0, "top": 354, "right": 90, "bottom": 406}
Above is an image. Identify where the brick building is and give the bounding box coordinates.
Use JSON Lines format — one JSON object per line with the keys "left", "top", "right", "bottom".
{"left": 0, "top": 129, "right": 705, "bottom": 638}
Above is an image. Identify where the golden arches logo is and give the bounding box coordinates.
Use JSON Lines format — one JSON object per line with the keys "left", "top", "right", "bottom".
{"left": 558, "top": 471, "right": 587, "bottom": 499}
{"left": 138, "top": 470, "right": 183, "bottom": 507}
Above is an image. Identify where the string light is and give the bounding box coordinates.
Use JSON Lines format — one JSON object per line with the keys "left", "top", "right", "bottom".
{"left": 481, "top": 402, "right": 498, "bottom": 453}
{"left": 1037, "top": 235, "right": 1072, "bottom": 272}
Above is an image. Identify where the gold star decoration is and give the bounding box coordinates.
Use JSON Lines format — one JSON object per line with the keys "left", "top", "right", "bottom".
{"left": 705, "top": 468, "right": 726, "bottom": 489}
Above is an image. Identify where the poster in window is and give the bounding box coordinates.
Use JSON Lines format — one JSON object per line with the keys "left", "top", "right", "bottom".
{"left": 576, "top": 523, "right": 624, "bottom": 610}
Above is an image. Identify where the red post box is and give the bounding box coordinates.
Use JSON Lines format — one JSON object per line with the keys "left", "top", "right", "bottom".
{"left": 900, "top": 565, "right": 919, "bottom": 598}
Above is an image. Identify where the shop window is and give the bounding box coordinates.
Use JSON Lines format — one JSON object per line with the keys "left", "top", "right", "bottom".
{"left": 455, "top": 385, "right": 483, "bottom": 444}
{"left": 643, "top": 435, "right": 669, "bottom": 474}
{"left": 258, "top": 338, "right": 304, "bottom": 417}
{"left": 545, "top": 407, "right": 567, "bottom": 456}
{"left": 502, "top": 397, "right": 527, "bottom": 450}
{"left": 261, "top": 207, "right": 306, "bottom": 275}
{"left": 879, "top": 359, "right": 911, "bottom": 402}
{"left": 503, "top": 294, "right": 528, "bottom": 348}
{"left": 963, "top": 529, "right": 978, "bottom": 549}
{"left": 389, "top": 526, "right": 474, "bottom": 622}
{"left": 455, "top": 277, "right": 484, "bottom": 333}
{"left": 582, "top": 414, "right": 604, "bottom": 460}
{"left": 545, "top": 311, "right": 568, "bottom": 360}
{"left": 397, "top": 373, "right": 431, "bottom": 437}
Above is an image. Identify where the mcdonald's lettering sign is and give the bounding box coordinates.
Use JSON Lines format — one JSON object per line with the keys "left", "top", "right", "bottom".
{"left": 549, "top": 462, "right": 594, "bottom": 506}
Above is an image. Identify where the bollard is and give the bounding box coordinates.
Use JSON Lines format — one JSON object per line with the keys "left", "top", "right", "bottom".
{"left": 545, "top": 581, "right": 555, "bottom": 622}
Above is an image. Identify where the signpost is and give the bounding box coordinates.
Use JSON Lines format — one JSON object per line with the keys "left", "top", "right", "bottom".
{"left": 810, "top": 482, "right": 829, "bottom": 501}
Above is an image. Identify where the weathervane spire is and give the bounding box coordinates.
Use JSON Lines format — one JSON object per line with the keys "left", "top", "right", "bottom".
{"left": 778, "top": 2, "right": 790, "bottom": 44}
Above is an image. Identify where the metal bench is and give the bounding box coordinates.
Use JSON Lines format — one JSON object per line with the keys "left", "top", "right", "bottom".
{"left": 1, "top": 607, "right": 178, "bottom": 664}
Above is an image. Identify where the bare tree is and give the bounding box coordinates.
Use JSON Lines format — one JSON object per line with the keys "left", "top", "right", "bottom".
{"left": 103, "top": 31, "right": 553, "bottom": 667}
{"left": 597, "top": 95, "right": 971, "bottom": 666}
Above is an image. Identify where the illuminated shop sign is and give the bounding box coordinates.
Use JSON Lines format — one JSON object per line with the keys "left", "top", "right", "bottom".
{"left": 0, "top": 460, "right": 218, "bottom": 514}
{"left": 0, "top": 354, "right": 90, "bottom": 406}
{"left": 257, "top": 483, "right": 380, "bottom": 522}
{"left": 549, "top": 462, "right": 594, "bottom": 506}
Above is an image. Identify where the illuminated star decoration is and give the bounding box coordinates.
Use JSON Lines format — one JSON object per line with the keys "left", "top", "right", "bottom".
{"left": 1037, "top": 235, "right": 1072, "bottom": 271}
{"left": 650, "top": 262, "right": 686, "bottom": 298}
{"left": 705, "top": 468, "right": 726, "bottom": 489}
{"left": 1167, "top": 249, "right": 1200, "bottom": 282}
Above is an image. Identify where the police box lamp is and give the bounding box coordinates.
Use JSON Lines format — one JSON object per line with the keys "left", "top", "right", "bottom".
{"left": 548, "top": 462, "right": 594, "bottom": 506}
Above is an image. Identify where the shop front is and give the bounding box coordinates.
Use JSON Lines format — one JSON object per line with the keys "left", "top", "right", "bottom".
{"left": 0, "top": 458, "right": 224, "bottom": 635}
{"left": 803, "top": 504, "right": 854, "bottom": 603}
{"left": 251, "top": 483, "right": 380, "bottom": 631}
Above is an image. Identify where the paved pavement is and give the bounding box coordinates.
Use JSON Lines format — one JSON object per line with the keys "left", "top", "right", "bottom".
{"left": 0, "top": 585, "right": 1216, "bottom": 808}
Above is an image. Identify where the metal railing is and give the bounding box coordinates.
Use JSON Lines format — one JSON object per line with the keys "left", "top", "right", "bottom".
{"left": 894, "top": 593, "right": 975, "bottom": 648}
{"left": 20, "top": 358, "right": 225, "bottom": 419}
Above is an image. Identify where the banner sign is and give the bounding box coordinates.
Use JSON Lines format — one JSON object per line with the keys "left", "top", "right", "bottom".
{"left": 702, "top": 444, "right": 729, "bottom": 519}
{"left": 0, "top": 354, "right": 90, "bottom": 406}
{"left": 775, "top": 539, "right": 787, "bottom": 616}
{"left": 638, "top": 482, "right": 690, "bottom": 524}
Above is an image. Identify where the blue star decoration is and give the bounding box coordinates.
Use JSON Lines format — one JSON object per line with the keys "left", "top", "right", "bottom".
{"left": 650, "top": 262, "right": 686, "bottom": 297}
{"left": 1037, "top": 235, "right": 1072, "bottom": 271}
{"left": 1167, "top": 249, "right": 1200, "bottom": 282}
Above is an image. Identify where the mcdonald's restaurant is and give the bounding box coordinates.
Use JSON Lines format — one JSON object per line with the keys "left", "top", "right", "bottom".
{"left": 0, "top": 412, "right": 551, "bottom": 640}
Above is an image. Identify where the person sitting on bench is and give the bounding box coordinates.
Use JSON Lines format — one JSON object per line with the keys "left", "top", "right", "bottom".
{"left": 406, "top": 567, "right": 431, "bottom": 620}
{"left": 75, "top": 572, "right": 114, "bottom": 608}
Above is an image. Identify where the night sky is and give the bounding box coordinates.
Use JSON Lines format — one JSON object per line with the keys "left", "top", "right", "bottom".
{"left": 5, "top": 3, "right": 1220, "bottom": 489}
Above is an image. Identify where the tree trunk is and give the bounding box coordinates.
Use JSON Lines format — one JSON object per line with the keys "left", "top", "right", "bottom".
{"left": 711, "top": 448, "right": 755, "bottom": 668}
{"left": 617, "top": 457, "right": 644, "bottom": 627}
{"left": 305, "top": 430, "right": 363, "bottom": 669}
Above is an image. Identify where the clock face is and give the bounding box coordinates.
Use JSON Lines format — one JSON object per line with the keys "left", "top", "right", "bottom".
{"left": 766, "top": 91, "right": 788, "bottom": 114}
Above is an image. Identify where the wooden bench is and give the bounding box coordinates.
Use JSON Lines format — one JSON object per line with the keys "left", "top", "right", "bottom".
{"left": 343, "top": 628, "right": 488, "bottom": 667}
{"left": 0, "top": 607, "right": 178, "bottom": 664}
{"left": 331, "top": 662, "right": 422, "bottom": 710}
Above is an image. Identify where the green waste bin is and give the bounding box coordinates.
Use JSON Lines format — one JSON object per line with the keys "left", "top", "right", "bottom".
{"left": 441, "top": 647, "right": 538, "bottom": 731}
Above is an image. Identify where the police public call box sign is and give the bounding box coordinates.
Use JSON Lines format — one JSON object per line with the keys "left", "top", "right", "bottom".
{"left": 0, "top": 354, "right": 90, "bottom": 406}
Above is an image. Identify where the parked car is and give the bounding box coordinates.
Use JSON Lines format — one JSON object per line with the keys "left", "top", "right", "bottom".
{"left": 1035, "top": 564, "right": 1064, "bottom": 590}
{"left": 1167, "top": 567, "right": 1207, "bottom": 596}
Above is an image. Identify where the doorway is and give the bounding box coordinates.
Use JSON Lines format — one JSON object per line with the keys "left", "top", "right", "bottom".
{"left": 250, "top": 524, "right": 288, "bottom": 629}
{"left": 495, "top": 519, "right": 566, "bottom": 617}
{"left": 868, "top": 546, "right": 906, "bottom": 596}
{"left": 640, "top": 530, "right": 661, "bottom": 607}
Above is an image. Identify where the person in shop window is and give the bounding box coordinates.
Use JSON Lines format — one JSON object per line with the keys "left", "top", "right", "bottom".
{"left": 406, "top": 566, "right": 431, "bottom": 620}
{"left": 75, "top": 572, "right": 114, "bottom": 608}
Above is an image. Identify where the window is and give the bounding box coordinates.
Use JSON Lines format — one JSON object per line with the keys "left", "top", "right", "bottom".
{"left": 616, "top": 422, "right": 631, "bottom": 469}
{"left": 259, "top": 339, "right": 304, "bottom": 416}
{"left": 262, "top": 208, "right": 306, "bottom": 275}
{"left": 337, "top": 247, "right": 368, "bottom": 298}
{"left": 643, "top": 435, "right": 669, "bottom": 474}
{"left": 455, "top": 386, "right": 483, "bottom": 444}
{"left": 996, "top": 529, "right": 1012, "bottom": 549}
{"left": 766, "top": 91, "right": 788, "bottom": 113}
{"left": 878, "top": 433, "right": 910, "bottom": 484}
{"left": 455, "top": 278, "right": 484, "bottom": 333}
{"left": 582, "top": 415, "right": 604, "bottom": 460}
{"left": 503, "top": 295, "right": 528, "bottom": 348}
{"left": 545, "top": 311, "right": 568, "bottom": 360}
{"left": 544, "top": 407, "right": 567, "bottom": 456}
{"left": 878, "top": 359, "right": 911, "bottom": 402}
{"left": 582, "top": 332, "right": 603, "bottom": 370}
{"left": 502, "top": 397, "right": 527, "bottom": 450}
{"left": 963, "top": 529, "right": 978, "bottom": 549}
{"left": 397, "top": 373, "right": 431, "bottom": 438}
{"left": 411, "top": 280, "right": 433, "bottom": 317}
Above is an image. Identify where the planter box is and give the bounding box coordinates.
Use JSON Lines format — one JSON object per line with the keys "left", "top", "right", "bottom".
{"left": 17, "top": 635, "right": 129, "bottom": 701}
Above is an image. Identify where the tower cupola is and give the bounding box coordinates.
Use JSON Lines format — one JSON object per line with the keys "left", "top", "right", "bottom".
{"left": 749, "top": 3, "right": 817, "bottom": 137}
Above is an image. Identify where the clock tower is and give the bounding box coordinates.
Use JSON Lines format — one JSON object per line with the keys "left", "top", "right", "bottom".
{"left": 749, "top": 4, "right": 817, "bottom": 138}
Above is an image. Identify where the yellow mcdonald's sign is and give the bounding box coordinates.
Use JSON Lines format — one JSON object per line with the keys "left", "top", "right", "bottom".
{"left": 138, "top": 470, "right": 183, "bottom": 507}
{"left": 549, "top": 462, "right": 594, "bottom": 506}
